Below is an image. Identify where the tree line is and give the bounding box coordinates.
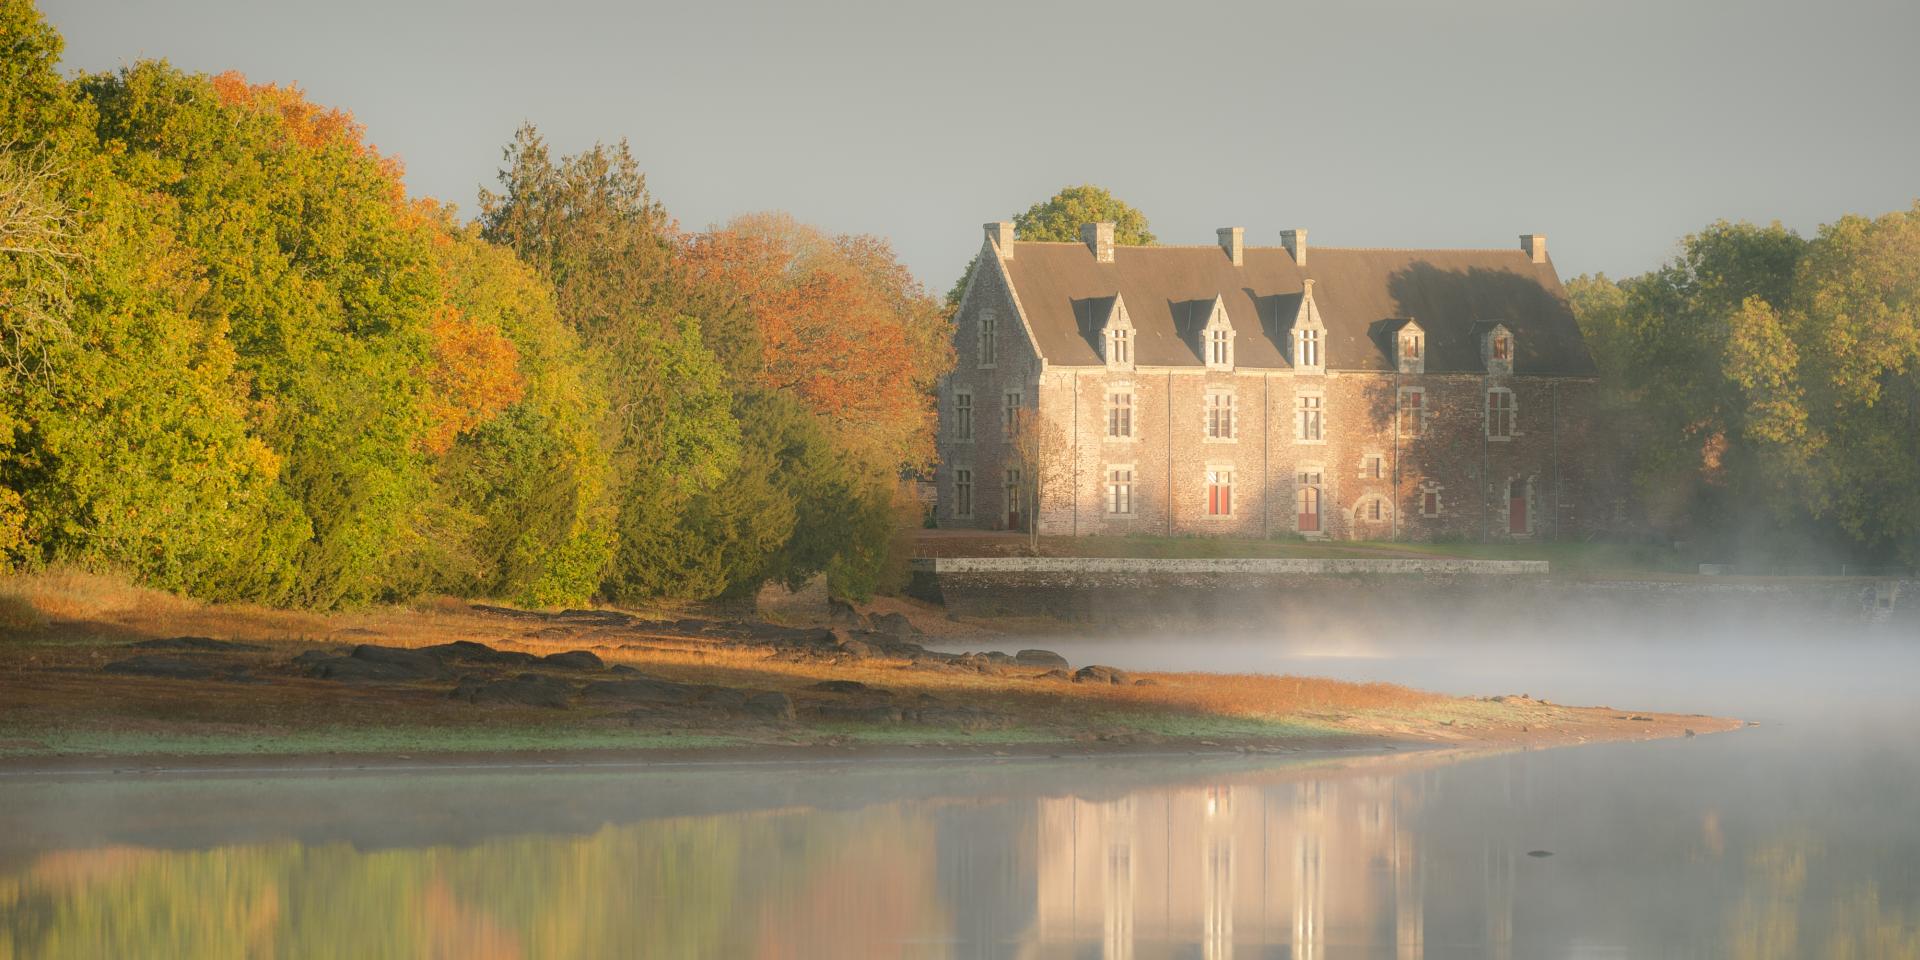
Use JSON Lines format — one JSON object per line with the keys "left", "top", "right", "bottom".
{"left": 1569, "top": 208, "right": 1920, "bottom": 567}
{"left": 0, "top": 1, "right": 949, "bottom": 607}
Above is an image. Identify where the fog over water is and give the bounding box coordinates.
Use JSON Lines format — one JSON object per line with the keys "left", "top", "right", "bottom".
{"left": 3, "top": 598, "right": 1916, "bottom": 957}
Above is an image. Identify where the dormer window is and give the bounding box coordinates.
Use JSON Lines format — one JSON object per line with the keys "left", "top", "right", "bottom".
{"left": 1098, "top": 295, "right": 1135, "bottom": 371}
{"left": 1394, "top": 320, "right": 1426, "bottom": 375}
{"left": 1200, "top": 296, "right": 1234, "bottom": 371}
{"left": 1483, "top": 323, "right": 1515, "bottom": 375}
{"left": 1291, "top": 279, "right": 1326, "bottom": 374}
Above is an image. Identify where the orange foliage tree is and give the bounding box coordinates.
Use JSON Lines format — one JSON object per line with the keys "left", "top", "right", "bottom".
{"left": 677, "top": 213, "right": 951, "bottom": 471}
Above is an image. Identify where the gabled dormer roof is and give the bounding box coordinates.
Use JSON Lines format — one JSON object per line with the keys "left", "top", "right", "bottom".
{"left": 1072, "top": 294, "right": 1131, "bottom": 352}
{"left": 995, "top": 240, "right": 1596, "bottom": 375}
{"left": 1169, "top": 294, "right": 1231, "bottom": 358}
{"left": 1288, "top": 280, "right": 1325, "bottom": 332}
{"left": 1370, "top": 316, "right": 1422, "bottom": 352}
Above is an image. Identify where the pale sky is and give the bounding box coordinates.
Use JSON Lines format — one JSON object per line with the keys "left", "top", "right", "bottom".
{"left": 42, "top": 0, "right": 1920, "bottom": 293}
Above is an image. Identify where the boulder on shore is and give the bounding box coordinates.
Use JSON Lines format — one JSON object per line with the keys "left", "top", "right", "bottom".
{"left": 869, "top": 612, "right": 922, "bottom": 638}
{"left": 421, "top": 640, "right": 536, "bottom": 666}
{"left": 305, "top": 645, "right": 451, "bottom": 682}
{"left": 1014, "top": 649, "right": 1070, "bottom": 669}
{"left": 540, "top": 650, "right": 605, "bottom": 671}
{"left": 827, "top": 598, "right": 868, "bottom": 629}
{"left": 579, "top": 676, "right": 703, "bottom": 704}
{"left": 806, "top": 702, "right": 902, "bottom": 725}
{"left": 103, "top": 655, "right": 217, "bottom": 681}
{"left": 808, "top": 679, "right": 873, "bottom": 695}
{"left": 449, "top": 673, "right": 574, "bottom": 709}
{"left": 129, "top": 636, "right": 267, "bottom": 653}
{"left": 1073, "top": 665, "right": 1131, "bottom": 686}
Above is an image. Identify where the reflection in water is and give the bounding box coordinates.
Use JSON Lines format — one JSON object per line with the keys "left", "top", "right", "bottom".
{"left": 1033, "top": 777, "right": 1427, "bottom": 958}
{"left": 5, "top": 619, "right": 1920, "bottom": 959}
{"left": 14, "top": 746, "right": 1876, "bottom": 959}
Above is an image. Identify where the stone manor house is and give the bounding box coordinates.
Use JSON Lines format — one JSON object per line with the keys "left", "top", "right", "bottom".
{"left": 934, "top": 221, "right": 1601, "bottom": 541}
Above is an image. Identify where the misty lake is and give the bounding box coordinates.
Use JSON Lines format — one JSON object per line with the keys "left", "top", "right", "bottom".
{"left": 3, "top": 608, "right": 1915, "bottom": 958}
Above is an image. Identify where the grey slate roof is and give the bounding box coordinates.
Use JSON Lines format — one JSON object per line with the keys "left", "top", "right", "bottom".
{"left": 999, "top": 241, "right": 1598, "bottom": 376}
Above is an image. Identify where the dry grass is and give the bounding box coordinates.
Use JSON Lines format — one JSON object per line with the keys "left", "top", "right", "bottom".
{"left": 0, "top": 569, "right": 1731, "bottom": 760}
{"left": 587, "top": 640, "right": 1442, "bottom": 727}
{"left": 0, "top": 568, "right": 197, "bottom": 624}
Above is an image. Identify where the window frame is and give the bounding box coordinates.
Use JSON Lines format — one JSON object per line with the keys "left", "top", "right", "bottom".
{"left": 1106, "top": 387, "right": 1134, "bottom": 441}
{"left": 1397, "top": 386, "right": 1426, "bottom": 438}
{"left": 1107, "top": 327, "right": 1132, "bottom": 367}
{"left": 977, "top": 308, "right": 998, "bottom": 369}
{"left": 1296, "top": 327, "right": 1322, "bottom": 371}
{"left": 1295, "top": 467, "right": 1325, "bottom": 534}
{"left": 952, "top": 389, "right": 974, "bottom": 442}
{"left": 1106, "top": 464, "right": 1135, "bottom": 516}
{"left": 1420, "top": 487, "right": 1441, "bottom": 519}
{"left": 1486, "top": 387, "right": 1516, "bottom": 441}
{"left": 953, "top": 467, "right": 974, "bottom": 519}
{"left": 1295, "top": 392, "right": 1325, "bottom": 444}
{"left": 1205, "top": 389, "right": 1237, "bottom": 442}
{"left": 1003, "top": 390, "right": 1023, "bottom": 439}
{"left": 1205, "top": 467, "right": 1235, "bottom": 517}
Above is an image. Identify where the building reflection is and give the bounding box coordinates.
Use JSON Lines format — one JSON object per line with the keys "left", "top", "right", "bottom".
{"left": 1026, "top": 771, "right": 1461, "bottom": 958}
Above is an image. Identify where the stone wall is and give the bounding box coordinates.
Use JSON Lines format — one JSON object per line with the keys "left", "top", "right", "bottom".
{"left": 934, "top": 248, "right": 1038, "bottom": 531}
{"left": 910, "top": 567, "right": 1918, "bottom": 629}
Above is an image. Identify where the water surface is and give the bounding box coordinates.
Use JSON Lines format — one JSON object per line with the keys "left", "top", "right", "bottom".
{"left": 3, "top": 611, "right": 1915, "bottom": 958}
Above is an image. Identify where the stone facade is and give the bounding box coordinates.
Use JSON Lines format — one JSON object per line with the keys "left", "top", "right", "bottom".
{"left": 936, "top": 223, "right": 1603, "bottom": 542}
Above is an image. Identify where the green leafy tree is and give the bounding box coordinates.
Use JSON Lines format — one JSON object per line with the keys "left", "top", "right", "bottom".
{"left": 1012, "top": 184, "right": 1156, "bottom": 246}
{"left": 479, "top": 126, "right": 740, "bottom": 602}
{"left": 1, "top": 6, "right": 301, "bottom": 594}
{"left": 79, "top": 64, "right": 453, "bottom": 606}
{"left": 394, "top": 224, "right": 617, "bottom": 606}
{"left": 1783, "top": 205, "right": 1920, "bottom": 562}
{"left": 946, "top": 184, "right": 1156, "bottom": 308}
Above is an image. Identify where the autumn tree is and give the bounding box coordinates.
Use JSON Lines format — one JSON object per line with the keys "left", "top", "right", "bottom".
{"left": 393, "top": 220, "right": 616, "bottom": 606}
{"left": 680, "top": 213, "right": 950, "bottom": 470}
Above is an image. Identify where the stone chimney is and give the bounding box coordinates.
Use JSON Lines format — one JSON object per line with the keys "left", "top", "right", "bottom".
{"left": 1521, "top": 233, "right": 1547, "bottom": 263}
{"left": 1217, "top": 227, "right": 1244, "bottom": 266}
{"left": 1281, "top": 228, "right": 1308, "bottom": 267}
{"left": 984, "top": 221, "right": 1015, "bottom": 259}
{"left": 1081, "top": 222, "right": 1115, "bottom": 263}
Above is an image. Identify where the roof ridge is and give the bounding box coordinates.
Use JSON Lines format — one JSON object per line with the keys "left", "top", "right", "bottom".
{"left": 1010, "top": 240, "right": 1529, "bottom": 255}
{"left": 1310, "top": 246, "right": 1528, "bottom": 254}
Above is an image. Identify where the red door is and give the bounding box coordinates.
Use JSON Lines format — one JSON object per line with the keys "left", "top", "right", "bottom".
{"left": 1297, "top": 487, "right": 1320, "bottom": 532}
{"left": 1509, "top": 480, "right": 1527, "bottom": 534}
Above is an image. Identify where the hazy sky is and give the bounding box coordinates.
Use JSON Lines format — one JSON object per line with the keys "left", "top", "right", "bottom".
{"left": 42, "top": 0, "right": 1920, "bottom": 293}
